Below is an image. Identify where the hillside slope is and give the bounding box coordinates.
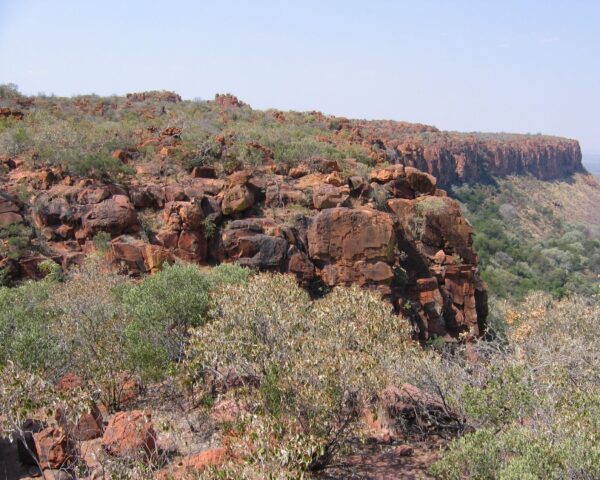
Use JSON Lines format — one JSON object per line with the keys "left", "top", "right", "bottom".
{"left": 0, "top": 87, "right": 585, "bottom": 186}
{"left": 0, "top": 86, "right": 597, "bottom": 309}
{"left": 453, "top": 173, "right": 600, "bottom": 298}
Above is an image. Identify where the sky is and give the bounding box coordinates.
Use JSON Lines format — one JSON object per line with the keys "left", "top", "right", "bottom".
{"left": 1, "top": 0, "right": 599, "bottom": 153}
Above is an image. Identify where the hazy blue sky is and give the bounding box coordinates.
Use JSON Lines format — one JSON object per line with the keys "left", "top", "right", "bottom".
{"left": 1, "top": 0, "right": 599, "bottom": 152}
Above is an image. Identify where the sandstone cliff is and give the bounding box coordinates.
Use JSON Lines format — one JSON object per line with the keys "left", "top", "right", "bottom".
{"left": 0, "top": 160, "right": 487, "bottom": 341}
{"left": 343, "top": 120, "right": 584, "bottom": 186}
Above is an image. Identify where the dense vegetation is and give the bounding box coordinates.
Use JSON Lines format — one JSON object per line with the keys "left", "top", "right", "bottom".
{"left": 1, "top": 259, "right": 598, "bottom": 478}
{"left": 453, "top": 180, "right": 600, "bottom": 299}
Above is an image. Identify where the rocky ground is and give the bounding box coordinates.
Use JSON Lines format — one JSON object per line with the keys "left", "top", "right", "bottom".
{"left": 1, "top": 379, "right": 455, "bottom": 480}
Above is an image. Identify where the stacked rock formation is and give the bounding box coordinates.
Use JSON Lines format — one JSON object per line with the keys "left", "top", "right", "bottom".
{"left": 0, "top": 158, "right": 487, "bottom": 340}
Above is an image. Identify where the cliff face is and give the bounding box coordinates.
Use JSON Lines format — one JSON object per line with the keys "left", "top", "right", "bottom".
{"left": 403, "top": 137, "right": 583, "bottom": 186}
{"left": 346, "top": 120, "right": 584, "bottom": 187}
{"left": 0, "top": 160, "right": 487, "bottom": 341}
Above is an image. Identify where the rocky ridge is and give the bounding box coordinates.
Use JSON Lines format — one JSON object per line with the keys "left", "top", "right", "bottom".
{"left": 0, "top": 90, "right": 585, "bottom": 187}
{"left": 348, "top": 120, "right": 583, "bottom": 185}
{"left": 0, "top": 154, "right": 487, "bottom": 341}
{"left": 5, "top": 90, "right": 587, "bottom": 340}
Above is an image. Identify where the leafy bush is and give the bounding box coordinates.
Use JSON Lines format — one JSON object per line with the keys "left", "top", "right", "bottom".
{"left": 0, "top": 279, "right": 62, "bottom": 373}
{"left": 0, "top": 260, "right": 253, "bottom": 413}
{"left": 183, "top": 273, "right": 415, "bottom": 474}
{"left": 0, "top": 222, "right": 33, "bottom": 260}
{"left": 462, "top": 365, "right": 533, "bottom": 428}
{"left": 93, "top": 230, "right": 112, "bottom": 253}
{"left": 50, "top": 259, "right": 135, "bottom": 409}
{"left": 430, "top": 293, "right": 600, "bottom": 479}
{"left": 206, "top": 262, "right": 250, "bottom": 289}
{"left": 122, "top": 263, "right": 211, "bottom": 380}
{"left": 67, "top": 152, "right": 134, "bottom": 179}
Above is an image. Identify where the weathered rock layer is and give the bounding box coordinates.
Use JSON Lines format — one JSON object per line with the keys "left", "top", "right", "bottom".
{"left": 1, "top": 160, "right": 487, "bottom": 340}
{"left": 346, "top": 120, "right": 584, "bottom": 186}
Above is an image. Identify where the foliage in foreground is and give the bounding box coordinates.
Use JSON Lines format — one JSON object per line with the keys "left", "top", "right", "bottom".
{"left": 0, "top": 259, "right": 249, "bottom": 411}
{"left": 183, "top": 273, "right": 416, "bottom": 474}
{"left": 1, "top": 257, "right": 599, "bottom": 478}
{"left": 430, "top": 293, "right": 600, "bottom": 479}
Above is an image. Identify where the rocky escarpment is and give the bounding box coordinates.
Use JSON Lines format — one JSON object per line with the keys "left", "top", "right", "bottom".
{"left": 0, "top": 158, "right": 487, "bottom": 341}
{"left": 0, "top": 90, "right": 584, "bottom": 188}
{"left": 341, "top": 120, "right": 584, "bottom": 186}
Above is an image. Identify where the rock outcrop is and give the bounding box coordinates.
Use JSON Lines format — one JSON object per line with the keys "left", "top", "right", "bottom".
{"left": 102, "top": 410, "right": 156, "bottom": 459}
{"left": 0, "top": 158, "right": 487, "bottom": 340}
{"left": 339, "top": 119, "right": 584, "bottom": 186}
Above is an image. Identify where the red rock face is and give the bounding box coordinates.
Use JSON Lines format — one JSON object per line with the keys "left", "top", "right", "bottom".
{"left": 214, "top": 93, "right": 243, "bottom": 107}
{"left": 102, "top": 410, "right": 156, "bottom": 459}
{"left": 1, "top": 159, "right": 487, "bottom": 340}
{"left": 351, "top": 120, "right": 583, "bottom": 186}
{"left": 307, "top": 208, "right": 396, "bottom": 293}
{"left": 34, "top": 427, "right": 76, "bottom": 469}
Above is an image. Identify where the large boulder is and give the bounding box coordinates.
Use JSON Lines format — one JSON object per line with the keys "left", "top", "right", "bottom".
{"left": 265, "top": 183, "right": 309, "bottom": 207}
{"left": 221, "top": 184, "right": 254, "bottom": 215}
{"left": 404, "top": 166, "right": 437, "bottom": 195}
{"left": 80, "top": 195, "right": 139, "bottom": 238}
{"left": 108, "top": 236, "right": 174, "bottom": 274}
{"left": 102, "top": 410, "right": 156, "bottom": 459}
{"left": 129, "top": 184, "right": 164, "bottom": 209}
{"left": 308, "top": 208, "right": 395, "bottom": 265}
{"left": 312, "top": 184, "right": 349, "bottom": 209}
{"left": 307, "top": 208, "right": 396, "bottom": 290}
{"left": 234, "top": 234, "right": 288, "bottom": 270}
{"left": 222, "top": 219, "right": 287, "bottom": 270}
{"left": 33, "top": 196, "right": 72, "bottom": 227}
{"left": 34, "top": 427, "right": 76, "bottom": 469}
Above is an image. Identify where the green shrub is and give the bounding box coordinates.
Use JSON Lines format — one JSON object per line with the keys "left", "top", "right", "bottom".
{"left": 0, "top": 280, "right": 62, "bottom": 373}
{"left": 183, "top": 273, "right": 415, "bottom": 474}
{"left": 462, "top": 365, "right": 533, "bottom": 428}
{"left": 207, "top": 263, "right": 250, "bottom": 289}
{"left": 201, "top": 217, "right": 217, "bottom": 239}
{"left": 66, "top": 152, "right": 134, "bottom": 179}
{"left": 49, "top": 260, "right": 135, "bottom": 409}
{"left": 0, "top": 222, "right": 33, "bottom": 260}
{"left": 430, "top": 423, "right": 598, "bottom": 480}
{"left": 430, "top": 293, "right": 600, "bottom": 479}
{"left": 93, "top": 231, "right": 112, "bottom": 253}
{"left": 122, "top": 263, "right": 211, "bottom": 379}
